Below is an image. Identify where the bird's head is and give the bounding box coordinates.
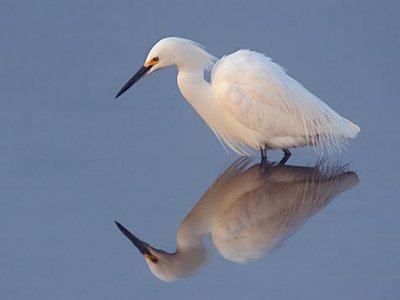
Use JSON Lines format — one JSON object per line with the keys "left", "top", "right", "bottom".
{"left": 115, "top": 221, "right": 207, "bottom": 282}
{"left": 115, "top": 37, "right": 216, "bottom": 98}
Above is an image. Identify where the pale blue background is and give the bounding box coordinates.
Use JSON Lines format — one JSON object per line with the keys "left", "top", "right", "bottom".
{"left": 1, "top": 0, "right": 399, "bottom": 299}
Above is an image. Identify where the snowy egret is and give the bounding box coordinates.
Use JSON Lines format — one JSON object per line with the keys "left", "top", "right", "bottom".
{"left": 115, "top": 158, "right": 358, "bottom": 281}
{"left": 116, "top": 37, "right": 360, "bottom": 158}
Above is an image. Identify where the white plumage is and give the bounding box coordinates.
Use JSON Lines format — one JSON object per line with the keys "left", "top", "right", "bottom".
{"left": 212, "top": 50, "right": 360, "bottom": 155}
{"left": 116, "top": 37, "right": 360, "bottom": 156}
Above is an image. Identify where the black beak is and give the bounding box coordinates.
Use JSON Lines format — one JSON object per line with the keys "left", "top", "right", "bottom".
{"left": 115, "top": 65, "right": 152, "bottom": 99}
{"left": 115, "top": 221, "right": 152, "bottom": 255}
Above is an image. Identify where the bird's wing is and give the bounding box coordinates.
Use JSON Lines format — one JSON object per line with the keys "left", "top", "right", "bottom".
{"left": 211, "top": 50, "right": 360, "bottom": 152}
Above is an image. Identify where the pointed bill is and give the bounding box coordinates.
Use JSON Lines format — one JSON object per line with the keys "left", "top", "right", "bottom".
{"left": 114, "top": 221, "right": 158, "bottom": 263}
{"left": 115, "top": 65, "right": 152, "bottom": 98}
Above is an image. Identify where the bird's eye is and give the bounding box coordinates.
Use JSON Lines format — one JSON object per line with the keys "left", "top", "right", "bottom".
{"left": 152, "top": 57, "right": 159, "bottom": 62}
{"left": 151, "top": 257, "right": 159, "bottom": 264}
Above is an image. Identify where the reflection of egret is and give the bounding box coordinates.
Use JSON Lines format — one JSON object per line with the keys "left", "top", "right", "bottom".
{"left": 116, "top": 158, "right": 358, "bottom": 281}
{"left": 115, "top": 37, "right": 360, "bottom": 158}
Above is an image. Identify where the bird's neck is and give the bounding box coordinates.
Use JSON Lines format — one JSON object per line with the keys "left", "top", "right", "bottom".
{"left": 175, "top": 189, "right": 220, "bottom": 249}
{"left": 176, "top": 217, "right": 205, "bottom": 249}
{"left": 177, "top": 69, "right": 215, "bottom": 122}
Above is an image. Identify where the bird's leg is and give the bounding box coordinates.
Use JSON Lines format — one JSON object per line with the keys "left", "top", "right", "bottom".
{"left": 260, "top": 146, "right": 268, "bottom": 163}
{"left": 258, "top": 146, "right": 269, "bottom": 171}
{"left": 278, "top": 149, "right": 291, "bottom": 165}
{"left": 259, "top": 147, "right": 265, "bottom": 160}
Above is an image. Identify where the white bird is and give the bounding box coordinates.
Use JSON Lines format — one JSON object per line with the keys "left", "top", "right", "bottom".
{"left": 115, "top": 158, "right": 359, "bottom": 281}
{"left": 116, "top": 37, "right": 360, "bottom": 159}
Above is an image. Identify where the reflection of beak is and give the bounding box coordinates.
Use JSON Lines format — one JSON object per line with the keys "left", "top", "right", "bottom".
{"left": 115, "top": 221, "right": 159, "bottom": 263}
{"left": 115, "top": 65, "right": 152, "bottom": 99}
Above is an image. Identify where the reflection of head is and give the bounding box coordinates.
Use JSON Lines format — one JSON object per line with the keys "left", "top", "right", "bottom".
{"left": 144, "top": 246, "right": 208, "bottom": 282}
{"left": 115, "top": 222, "right": 207, "bottom": 282}
{"left": 116, "top": 158, "right": 358, "bottom": 280}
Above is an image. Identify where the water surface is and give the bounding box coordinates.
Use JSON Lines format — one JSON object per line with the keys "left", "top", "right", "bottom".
{"left": 0, "top": 0, "right": 399, "bottom": 299}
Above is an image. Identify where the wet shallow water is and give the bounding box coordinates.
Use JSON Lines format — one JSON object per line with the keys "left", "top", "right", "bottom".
{"left": 1, "top": 0, "right": 399, "bottom": 299}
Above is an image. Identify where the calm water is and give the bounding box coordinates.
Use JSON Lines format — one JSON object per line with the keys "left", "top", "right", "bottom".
{"left": 1, "top": 0, "right": 399, "bottom": 299}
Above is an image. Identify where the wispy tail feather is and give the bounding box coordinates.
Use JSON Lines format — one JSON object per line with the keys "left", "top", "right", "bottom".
{"left": 346, "top": 120, "right": 360, "bottom": 138}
